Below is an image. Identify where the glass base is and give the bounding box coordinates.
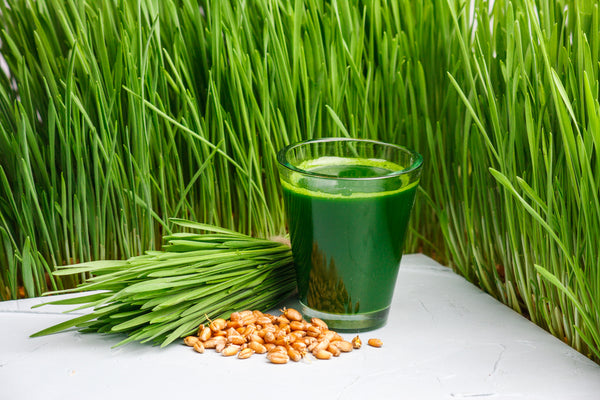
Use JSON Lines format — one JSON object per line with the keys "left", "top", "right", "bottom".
{"left": 299, "top": 301, "right": 389, "bottom": 332}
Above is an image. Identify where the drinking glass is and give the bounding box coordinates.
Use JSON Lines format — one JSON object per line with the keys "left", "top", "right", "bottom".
{"left": 277, "top": 138, "right": 423, "bottom": 331}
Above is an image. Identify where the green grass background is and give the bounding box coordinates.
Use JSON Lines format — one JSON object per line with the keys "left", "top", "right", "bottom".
{"left": 0, "top": 0, "right": 598, "bottom": 363}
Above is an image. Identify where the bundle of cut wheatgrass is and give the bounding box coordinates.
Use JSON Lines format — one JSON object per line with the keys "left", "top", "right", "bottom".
{"left": 31, "top": 220, "right": 295, "bottom": 347}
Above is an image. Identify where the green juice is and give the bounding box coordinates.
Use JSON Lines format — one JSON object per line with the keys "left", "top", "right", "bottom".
{"left": 281, "top": 157, "right": 418, "bottom": 318}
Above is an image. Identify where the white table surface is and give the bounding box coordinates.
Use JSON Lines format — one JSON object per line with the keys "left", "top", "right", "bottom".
{"left": 1, "top": 254, "right": 599, "bottom": 400}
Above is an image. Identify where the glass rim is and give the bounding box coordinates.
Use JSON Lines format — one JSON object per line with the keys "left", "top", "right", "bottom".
{"left": 277, "top": 137, "right": 423, "bottom": 181}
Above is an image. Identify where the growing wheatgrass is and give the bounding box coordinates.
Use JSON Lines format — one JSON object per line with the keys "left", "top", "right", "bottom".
{"left": 0, "top": 0, "right": 598, "bottom": 362}
{"left": 445, "top": 0, "right": 600, "bottom": 361}
{"left": 0, "top": 0, "right": 435, "bottom": 296}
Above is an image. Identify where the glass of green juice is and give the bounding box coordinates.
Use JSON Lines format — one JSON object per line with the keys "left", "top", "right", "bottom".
{"left": 277, "top": 138, "right": 423, "bottom": 331}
